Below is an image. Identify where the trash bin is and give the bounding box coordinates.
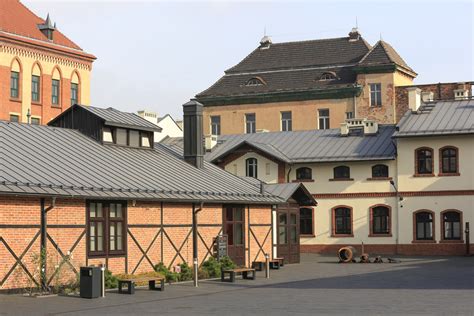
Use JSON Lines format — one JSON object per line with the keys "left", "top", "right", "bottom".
{"left": 80, "top": 266, "right": 102, "bottom": 299}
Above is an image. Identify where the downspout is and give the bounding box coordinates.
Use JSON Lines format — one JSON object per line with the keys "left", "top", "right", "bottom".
{"left": 192, "top": 201, "right": 203, "bottom": 287}
{"left": 390, "top": 180, "right": 400, "bottom": 255}
{"left": 286, "top": 164, "right": 293, "bottom": 183}
{"left": 40, "top": 197, "right": 56, "bottom": 291}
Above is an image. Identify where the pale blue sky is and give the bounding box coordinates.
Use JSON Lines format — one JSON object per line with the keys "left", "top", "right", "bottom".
{"left": 25, "top": 0, "right": 473, "bottom": 118}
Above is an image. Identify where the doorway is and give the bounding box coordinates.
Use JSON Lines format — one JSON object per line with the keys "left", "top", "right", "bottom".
{"left": 223, "top": 205, "right": 245, "bottom": 266}
{"left": 277, "top": 206, "right": 300, "bottom": 264}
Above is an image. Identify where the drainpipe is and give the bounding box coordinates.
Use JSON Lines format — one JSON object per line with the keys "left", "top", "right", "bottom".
{"left": 192, "top": 202, "right": 203, "bottom": 287}
{"left": 390, "top": 181, "right": 401, "bottom": 255}
{"left": 286, "top": 164, "right": 293, "bottom": 183}
{"left": 40, "top": 197, "right": 56, "bottom": 291}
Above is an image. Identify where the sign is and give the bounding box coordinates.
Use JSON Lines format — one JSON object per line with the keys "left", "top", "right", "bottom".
{"left": 214, "top": 234, "right": 228, "bottom": 260}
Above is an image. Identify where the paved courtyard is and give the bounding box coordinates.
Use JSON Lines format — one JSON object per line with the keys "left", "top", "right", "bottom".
{"left": 1, "top": 254, "right": 473, "bottom": 315}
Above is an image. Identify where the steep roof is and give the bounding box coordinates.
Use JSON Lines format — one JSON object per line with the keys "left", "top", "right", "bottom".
{"left": 358, "top": 40, "right": 416, "bottom": 75}
{"left": 0, "top": 0, "right": 95, "bottom": 60}
{"left": 393, "top": 99, "right": 474, "bottom": 138}
{"left": 0, "top": 121, "right": 284, "bottom": 204}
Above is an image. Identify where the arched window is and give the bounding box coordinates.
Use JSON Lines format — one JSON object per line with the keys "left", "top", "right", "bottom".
{"left": 441, "top": 210, "right": 462, "bottom": 241}
{"left": 300, "top": 208, "right": 314, "bottom": 236}
{"left": 246, "top": 158, "right": 258, "bottom": 178}
{"left": 245, "top": 77, "right": 264, "bottom": 87}
{"left": 333, "top": 166, "right": 350, "bottom": 179}
{"left": 415, "top": 148, "right": 433, "bottom": 175}
{"left": 31, "top": 62, "right": 42, "bottom": 103}
{"left": 332, "top": 206, "right": 352, "bottom": 236}
{"left": 319, "top": 72, "right": 337, "bottom": 81}
{"left": 372, "top": 164, "right": 389, "bottom": 178}
{"left": 10, "top": 58, "right": 21, "bottom": 99}
{"left": 440, "top": 146, "right": 458, "bottom": 174}
{"left": 370, "top": 205, "right": 391, "bottom": 236}
{"left": 51, "top": 67, "right": 61, "bottom": 106}
{"left": 70, "top": 71, "right": 80, "bottom": 106}
{"left": 296, "top": 167, "right": 312, "bottom": 181}
{"left": 414, "top": 210, "right": 434, "bottom": 241}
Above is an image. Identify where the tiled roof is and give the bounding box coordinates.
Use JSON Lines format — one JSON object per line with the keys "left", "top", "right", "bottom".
{"left": 0, "top": 121, "right": 284, "bottom": 204}
{"left": 0, "top": 0, "right": 95, "bottom": 59}
{"left": 162, "top": 125, "right": 397, "bottom": 163}
{"left": 393, "top": 99, "right": 474, "bottom": 137}
{"left": 358, "top": 40, "right": 415, "bottom": 74}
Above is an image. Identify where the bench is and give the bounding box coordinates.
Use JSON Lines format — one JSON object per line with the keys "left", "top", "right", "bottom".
{"left": 221, "top": 268, "right": 256, "bottom": 282}
{"left": 252, "top": 259, "right": 281, "bottom": 271}
{"left": 274, "top": 257, "right": 285, "bottom": 267}
{"left": 118, "top": 276, "right": 165, "bottom": 294}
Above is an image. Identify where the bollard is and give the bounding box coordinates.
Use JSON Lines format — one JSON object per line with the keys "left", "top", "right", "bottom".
{"left": 193, "top": 258, "right": 199, "bottom": 287}
{"left": 100, "top": 265, "right": 105, "bottom": 297}
{"left": 265, "top": 253, "right": 270, "bottom": 279}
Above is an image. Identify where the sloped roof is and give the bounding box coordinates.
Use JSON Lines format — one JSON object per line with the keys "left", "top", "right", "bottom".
{"left": 0, "top": 0, "right": 95, "bottom": 60}
{"left": 393, "top": 99, "right": 474, "bottom": 138}
{"left": 358, "top": 40, "right": 416, "bottom": 75}
{"left": 0, "top": 121, "right": 284, "bottom": 204}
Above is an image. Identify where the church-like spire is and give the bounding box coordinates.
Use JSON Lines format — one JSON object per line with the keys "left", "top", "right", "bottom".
{"left": 38, "top": 13, "right": 56, "bottom": 40}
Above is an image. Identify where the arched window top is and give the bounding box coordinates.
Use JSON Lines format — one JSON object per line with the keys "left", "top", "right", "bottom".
{"left": 245, "top": 157, "right": 258, "bottom": 178}
{"left": 32, "top": 62, "right": 42, "bottom": 76}
{"left": 71, "top": 70, "right": 80, "bottom": 84}
{"left": 11, "top": 58, "right": 21, "bottom": 72}
{"left": 333, "top": 166, "right": 350, "bottom": 179}
{"left": 319, "top": 71, "right": 338, "bottom": 81}
{"left": 245, "top": 77, "right": 265, "bottom": 87}
{"left": 296, "top": 167, "right": 312, "bottom": 180}
{"left": 52, "top": 66, "right": 62, "bottom": 80}
{"left": 372, "top": 164, "right": 389, "bottom": 178}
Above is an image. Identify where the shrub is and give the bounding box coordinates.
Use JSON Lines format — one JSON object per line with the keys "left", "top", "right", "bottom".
{"left": 153, "top": 263, "right": 179, "bottom": 283}
{"left": 178, "top": 262, "right": 193, "bottom": 282}
{"left": 219, "top": 256, "right": 236, "bottom": 270}
{"left": 104, "top": 269, "right": 118, "bottom": 289}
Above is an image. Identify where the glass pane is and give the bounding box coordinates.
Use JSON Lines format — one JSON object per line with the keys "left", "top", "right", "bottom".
{"left": 90, "top": 225, "right": 96, "bottom": 251}
{"left": 103, "top": 128, "right": 113, "bottom": 142}
{"left": 425, "top": 223, "right": 432, "bottom": 239}
{"left": 97, "top": 222, "right": 103, "bottom": 251}
{"left": 290, "top": 213, "right": 297, "bottom": 225}
{"left": 279, "top": 227, "right": 287, "bottom": 244}
{"left": 279, "top": 214, "right": 287, "bottom": 225}
{"left": 226, "top": 208, "right": 233, "bottom": 221}
{"left": 110, "top": 204, "right": 116, "bottom": 218}
{"left": 116, "top": 204, "right": 122, "bottom": 218}
{"left": 141, "top": 134, "right": 150, "bottom": 147}
{"left": 290, "top": 226, "right": 297, "bottom": 243}
{"left": 417, "top": 222, "right": 424, "bottom": 239}
{"left": 117, "top": 223, "right": 123, "bottom": 250}
{"left": 444, "top": 222, "right": 451, "bottom": 239}
{"left": 129, "top": 130, "right": 140, "bottom": 147}
{"left": 235, "top": 223, "right": 243, "bottom": 245}
{"left": 89, "top": 203, "right": 96, "bottom": 218}
{"left": 226, "top": 224, "right": 234, "bottom": 245}
{"left": 234, "top": 208, "right": 243, "bottom": 221}
{"left": 452, "top": 222, "right": 460, "bottom": 239}
{"left": 97, "top": 203, "right": 103, "bottom": 217}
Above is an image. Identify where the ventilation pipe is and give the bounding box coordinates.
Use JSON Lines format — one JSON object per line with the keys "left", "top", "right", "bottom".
{"left": 183, "top": 100, "right": 204, "bottom": 168}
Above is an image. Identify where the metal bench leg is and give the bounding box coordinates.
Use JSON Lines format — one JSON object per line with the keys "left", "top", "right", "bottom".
{"left": 129, "top": 282, "right": 135, "bottom": 294}
{"left": 243, "top": 271, "right": 248, "bottom": 279}
{"left": 149, "top": 280, "right": 156, "bottom": 290}
{"left": 230, "top": 272, "right": 235, "bottom": 283}
{"left": 221, "top": 272, "right": 225, "bottom": 282}
{"left": 118, "top": 281, "right": 123, "bottom": 294}
{"left": 160, "top": 279, "right": 165, "bottom": 291}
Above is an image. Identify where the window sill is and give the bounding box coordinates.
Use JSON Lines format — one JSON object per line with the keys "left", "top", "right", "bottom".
{"left": 300, "top": 234, "right": 315, "bottom": 238}
{"left": 9, "top": 98, "right": 21, "bottom": 103}
{"left": 331, "top": 234, "right": 354, "bottom": 238}
{"left": 88, "top": 253, "right": 126, "bottom": 258}
{"left": 366, "top": 177, "right": 392, "bottom": 181}
{"left": 411, "top": 240, "right": 436, "bottom": 244}
{"left": 438, "top": 173, "right": 460, "bottom": 177}
{"left": 291, "top": 179, "right": 315, "bottom": 183}
{"left": 413, "top": 174, "right": 435, "bottom": 177}
{"left": 439, "top": 239, "right": 463, "bottom": 244}
{"left": 31, "top": 101, "right": 42, "bottom": 106}
{"left": 368, "top": 233, "right": 393, "bottom": 237}
{"left": 329, "top": 178, "right": 354, "bottom": 182}
{"left": 51, "top": 104, "right": 62, "bottom": 108}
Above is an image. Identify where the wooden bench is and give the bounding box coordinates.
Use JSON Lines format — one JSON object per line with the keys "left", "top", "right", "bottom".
{"left": 221, "top": 268, "right": 256, "bottom": 282}
{"left": 252, "top": 259, "right": 281, "bottom": 271}
{"left": 274, "top": 257, "right": 285, "bottom": 267}
{"left": 118, "top": 276, "right": 165, "bottom": 294}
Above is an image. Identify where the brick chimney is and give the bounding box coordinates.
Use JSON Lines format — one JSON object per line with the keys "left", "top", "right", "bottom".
{"left": 183, "top": 100, "right": 204, "bottom": 168}
{"left": 407, "top": 87, "right": 421, "bottom": 111}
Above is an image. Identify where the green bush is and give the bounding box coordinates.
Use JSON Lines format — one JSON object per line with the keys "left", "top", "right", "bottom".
{"left": 153, "top": 263, "right": 180, "bottom": 283}
{"left": 219, "top": 256, "right": 236, "bottom": 270}
{"left": 104, "top": 269, "right": 118, "bottom": 289}
{"left": 178, "top": 262, "right": 193, "bottom": 281}
{"left": 201, "top": 257, "right": 221, "bottom": 278}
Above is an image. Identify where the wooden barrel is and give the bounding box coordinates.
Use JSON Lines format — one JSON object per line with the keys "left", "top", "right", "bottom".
{"left": 338, "top": 246, "right": 357, "bottom": 263}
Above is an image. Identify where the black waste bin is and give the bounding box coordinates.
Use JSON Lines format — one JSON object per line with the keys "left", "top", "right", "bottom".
{"left": 80, "top": 266, "right": 102, "bottom": 299}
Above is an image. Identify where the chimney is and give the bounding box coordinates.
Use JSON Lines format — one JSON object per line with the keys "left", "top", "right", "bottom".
{"left": 407, "top": 87, "right": 421, "bottom": 111}
{"left": 38, "top": 13, "right": 56, "bottom": 40}
{"left": 348, "top": 27, "right": 360, "bottom": 41}
{"left": 204, "top": 134, "right": 217, "bottom": 151}
{"left": 340, "top": 118, "right": 378, "bottom": 136}
{"left": 421, "top": 91, "right": 434, "bottom": 103}
{"left": 183, "top": 100, "right": 204, "bottom": 168}
{"left": 259, "top": 35, "right": 272, "bottom": 50}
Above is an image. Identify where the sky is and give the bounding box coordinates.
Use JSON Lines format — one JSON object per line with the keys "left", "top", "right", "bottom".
{"left": 24, "top": 0, "right": 473, "bottom": 119}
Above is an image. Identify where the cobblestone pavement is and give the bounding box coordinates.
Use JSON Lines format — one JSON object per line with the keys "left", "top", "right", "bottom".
{"left": 1, "top": 254, "right": 473, "bottom": 315}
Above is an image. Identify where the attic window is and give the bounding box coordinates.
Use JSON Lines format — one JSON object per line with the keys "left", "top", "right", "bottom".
{"left": 245, "top": 77, "right": 264, "bottom": 87}
{"left": 319, "top": 72, "right": 337, "bottom": 81}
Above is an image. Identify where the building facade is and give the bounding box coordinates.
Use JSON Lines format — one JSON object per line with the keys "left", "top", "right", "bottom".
{"left": 137, "top": 110, "right": 183, "bottom": 142}
{"left": 0, "top": 0, "right": 95, "bottom": 125}
{"left": 195, "top": 29, "right": 417, "bottom": 136}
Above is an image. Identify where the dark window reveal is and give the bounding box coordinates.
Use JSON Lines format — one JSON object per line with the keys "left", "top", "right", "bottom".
{"left": 296, "top": 167, "right": 312, "bottom": 180}
{"left": 71, "top": 83, "right": 79, "bottom": 106}
{"left": 442, "top": 211, "right": 461, "bottom": 240}
{"left": 245, "top": 113, "right": 256, "bottom": 134}
{"left": 246, "top": 158, "right": 258, "bottom": 178}
{"left": 372, "top": 206, "right": 390, "bottom": 235}
{"left": 415, "top": 211, "right": 433, "bottom": 240}
{"left": 281, "top": 111, "right": 292, "bottom": 131}
{"left": 10, "top": 71, "right": 19, "bottom": 98}
{"left": 32, "top": 75, "right": 40, "bottom": 102}
{"left": 441, "top": 147, "right": 458, "bottom": 174}
{"left": 211, "top": 116, "right": 221, "bottom": 136}
{"left": 334, "top": 207, "right": 352, "bottom": 235}
{"left": 300, "top": 208, "right": 313, "bottom": 235}
{"left": 52, "top": 79, "right": 60, "bottom": 105}
{"left": 416, "top": 148, "right": 433, "bottom": 175}
{"left": 372, "top": 164, "right": 389, "bottom": 178}
{"left": 333, "top": 166, "right": 350, "bottom": 179}
{"left": 370, "top": 83, "right": 382, "bottom": 106}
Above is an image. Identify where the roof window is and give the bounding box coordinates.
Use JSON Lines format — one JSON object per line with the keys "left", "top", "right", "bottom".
{"left": 245, "top": 77, "right": 265, "bottom": 87}
{"left": 319, "top": 72, "right": 338, "bottom": 81}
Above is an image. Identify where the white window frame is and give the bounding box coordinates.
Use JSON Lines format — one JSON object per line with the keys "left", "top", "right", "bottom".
{"left": 370, "top": 83, "right": 382, "bottom": 107}
{"left": 318, "top": 109, "right": 330, "bottom": 130}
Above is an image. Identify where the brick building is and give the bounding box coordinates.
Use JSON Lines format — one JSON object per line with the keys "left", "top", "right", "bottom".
{"left": 0, "top": 102, "right": 315, "bottom": 291}
{"left": 195, "top": 28, "right": 417, "bottom": 136}
{"left": 0, "top": 0, "right": 96, "bottom": 125}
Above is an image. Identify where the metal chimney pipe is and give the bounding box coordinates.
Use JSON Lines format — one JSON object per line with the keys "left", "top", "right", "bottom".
{"left": 183, "top": 100, "right": 204, "bottom": 168}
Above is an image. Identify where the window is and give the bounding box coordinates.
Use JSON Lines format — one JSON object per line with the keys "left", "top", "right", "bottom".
{"left": 281, "top": 111, "right": 292, "bottom": 131}
{"left": 10, "top": 71, "right": 19, "bottom": 98}
{"left": 9, "top": 114, "right": 19, "bottom": 123}
{"left": 246, "top": 158, "right": 258, "bottom": 178}
{"left": 116, "top": 128, "right": 127, "bottom": 146}
{"left": 333, "top": 206, "right": 352, "bottom": 236}
{"left": 318, "top": 109, "right": 330, "bottom": 130}
{"left": 296, "top": 167, "right": 312, "bottom": 181}
{"left": 300, "top": 208, "right": 313, "bottom": 235}
{"left": 415, "top": 148, "right": 433, "bottom": 175}
{"left": 346, "top": 112, "right": 354, "bottom": 119}
{"left": 129, "top": 130, "right": 140, "bottom": 147}
{"left": 245, "top": 77, "right": 264, "bottom": 86}
{"left": 31, "top": 117, "right": 40, "bottom": 125}
{"left": 370, "top": 83, "right": 382, "bottom": 107}
{"left": 52, "top": 79, "right": 60, "bottom": 105}
{"left": 441, "top": 210, "right": 462, "bottom": 241}
{"left": 370, "top": 205, "right": 391, "bottom": 236}
{"left": 414, "top": 211, "right": 434, "bottom": 241}
{"left": 245, "top": 113, "right": 256, "bottom": 134}
{"left": 71, "top": 83, "right": 79, "bottom": 106}
{"left": 440, "top": 147, "right": 458, "bottom": 174}
{"left": 319, "top": 72, "right": 336, "bottom": 81}
{"left": 210, "top": 116, "right": 221, "bottom": 136}
{"left": 32, "top": 75, "right": 40, "bottom": 102}
{"left": 333, "top": 166, "right": 350, "bottom": 180}
{"left": 141, "top": 132, "right": 151, "bottom": 148}
{"left": 372, "top": 164, "right": 389, "bottom": 178}
{"left": 87, "top": 201, "right": 126, "bottom": 256}
{"left": 103, "top": 127, "right": 113, "bottom": 143}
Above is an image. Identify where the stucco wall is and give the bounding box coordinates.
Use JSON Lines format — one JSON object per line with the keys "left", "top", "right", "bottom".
{"left": 224, "top": 152, "right": 280, "bottom": 184}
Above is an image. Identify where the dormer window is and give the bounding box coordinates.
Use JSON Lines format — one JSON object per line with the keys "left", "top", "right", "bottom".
{"left": 141, "top": 133, "right": 151, "bottom": 148}
{"left": 245, "top": 77, "right": 264, "bottom": 87}
{"left": 103, "top": 127, "right": 113, "bottom": 143}
{"left": 319, "top": 72, "right": 337, "bottom": 81}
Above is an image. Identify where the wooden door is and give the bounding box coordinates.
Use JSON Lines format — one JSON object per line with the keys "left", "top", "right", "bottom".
{"left": 277, "top": 207, "right": 300, "bottom": 264}
{"left": 223, "top": 205, "right": 245, "bottom": 266}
